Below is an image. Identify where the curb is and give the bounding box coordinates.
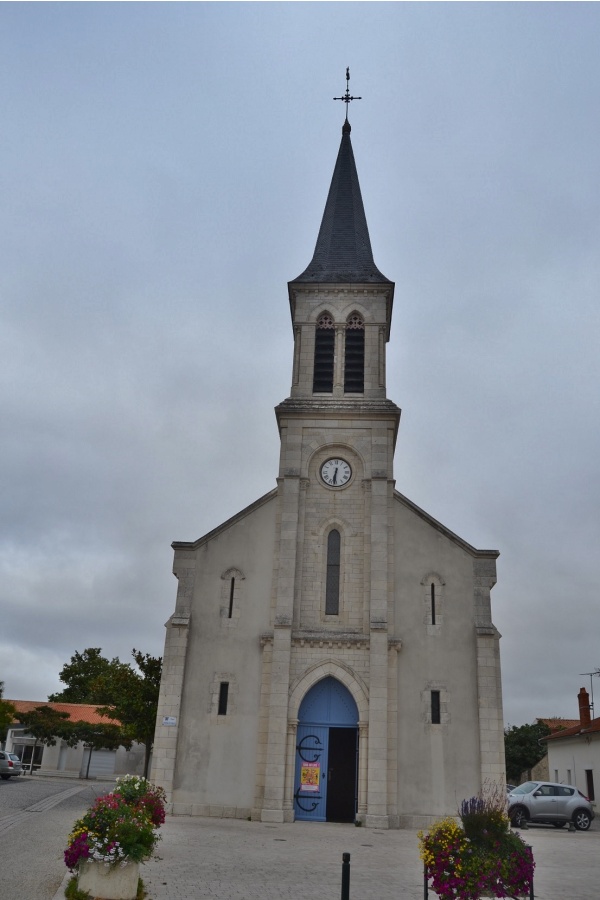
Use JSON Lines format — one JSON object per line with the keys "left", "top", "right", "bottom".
{"left": 52, "top": 871, "right": 70, "bottom": 900}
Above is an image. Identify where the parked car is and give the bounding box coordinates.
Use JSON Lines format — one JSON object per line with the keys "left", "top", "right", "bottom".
{"left": 508, "top": 780, "right": 594, "bottom": 831}
{"left": 0, "top": 751, "right": 23, "bottom": 779}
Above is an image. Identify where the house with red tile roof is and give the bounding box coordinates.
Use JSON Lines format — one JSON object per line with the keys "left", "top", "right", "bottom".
{"left": 544, "top": 688, "right": 598, "bottom": 810}
{"left": 4, "top": 700, "right": 146, "bottom": 779}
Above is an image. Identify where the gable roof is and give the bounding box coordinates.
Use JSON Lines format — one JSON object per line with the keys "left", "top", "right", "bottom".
{"left": 393, "top": 489, "right": 499, "bottom": 558}
{"left": 7, "top": 700, "right": 120, "bottom": 726}
{"left": 544, "top": 716, "right": 600, "bottom": 741}
{"left": 538, "top": 717, "right": 579, "bottom": 732}
{"left": 172, "top": 487, "right": 277, "bottom": 551}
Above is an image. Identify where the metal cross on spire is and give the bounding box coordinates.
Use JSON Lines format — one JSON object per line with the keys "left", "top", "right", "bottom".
{"left": 333, "top": 67, "right": 362, "bottom": 121}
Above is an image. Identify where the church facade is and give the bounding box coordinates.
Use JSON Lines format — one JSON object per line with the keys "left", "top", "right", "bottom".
{"left": 150, "top": 115, "right": 505, "bottom": 829}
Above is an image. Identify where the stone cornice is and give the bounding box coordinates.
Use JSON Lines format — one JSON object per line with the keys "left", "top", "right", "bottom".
{"left": 275, "top": 398, "right": 401, "bottom": 427}
{"left": 260, "top": 631, "right": 402, "bottom": 652}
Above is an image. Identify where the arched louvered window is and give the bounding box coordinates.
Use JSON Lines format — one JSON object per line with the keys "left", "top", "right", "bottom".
{"left": 325, "top": 529, "right": 341, "bottom": 615}
{"left": 344, "top": 314, "right": 364, "bottom": 393}
{"left": 313, "top": 314, "right": 335, "bottom": 393}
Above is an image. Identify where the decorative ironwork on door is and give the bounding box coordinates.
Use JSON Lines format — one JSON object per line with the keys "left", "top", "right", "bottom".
{"left": 295, "top": 733, "right": 324, "bottom": 814}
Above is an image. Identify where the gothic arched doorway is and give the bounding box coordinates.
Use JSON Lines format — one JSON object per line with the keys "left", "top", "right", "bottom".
{"left": 293, "top": 676, "right": 358, "bottom": 823}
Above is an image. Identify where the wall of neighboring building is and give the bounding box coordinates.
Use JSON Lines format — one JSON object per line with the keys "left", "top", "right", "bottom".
{"left": 522, "top": 754, "right": 549, "bottom": 783}
{"left": 547, "top": 735, "right": 599, "bottom": 811}
{"left": 6, "top": 727, "right": 146, "bottom": 778}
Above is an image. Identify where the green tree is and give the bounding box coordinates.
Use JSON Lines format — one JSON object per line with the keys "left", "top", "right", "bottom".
{"left": 48, "top": 647, "right": 161, "bottom": 778}
{"left": 0, "top": 681, "right": 17, "bottom": 743}
{"left": 96, "top": 649, "right": 162, "bottom": 778}
{"left": 48, "top": 648, "right": 127, "bottom": 704}
{"left": 504, "top": 721, "right": 551, "bottom": 784}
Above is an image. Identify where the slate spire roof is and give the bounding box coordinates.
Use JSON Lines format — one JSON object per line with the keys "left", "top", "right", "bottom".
{"left": 291, "top": 120, "right": 391, "bottom": 284}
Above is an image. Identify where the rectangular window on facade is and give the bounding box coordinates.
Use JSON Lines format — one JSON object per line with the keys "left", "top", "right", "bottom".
{"left": 228, "top": 577, "right": 235, "bottom": 618}
{"left": 567, "top": 769, "right": 572, "bottom": 784}
{"left": 554, "top": 770, "right": 559, "bottom": 782}
{"left": 325, "top": 529, "right": 341, "bottom": 615}
{"left": 218, "top": 682, "right": 229, "bottom": 716}
{"left": 585, "top": 769, "right": 595, "bottom": 801}
{"left": 431, "top": 690, "right": 441, "bottom": 724}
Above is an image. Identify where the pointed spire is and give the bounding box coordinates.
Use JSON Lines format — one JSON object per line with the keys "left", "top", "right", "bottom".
{"left": 291, "top": 119, "right": 391, "bottom": 285}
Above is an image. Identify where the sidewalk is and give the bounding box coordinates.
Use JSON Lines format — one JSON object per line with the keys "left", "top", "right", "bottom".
{"left": 143, "top": 816, "right": 422, "bottom": 900}
{"left": 54, "top": 814, "right": 600, "bottom": 900}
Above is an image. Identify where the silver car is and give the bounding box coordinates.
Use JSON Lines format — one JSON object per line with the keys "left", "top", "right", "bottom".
{"left": 0, "top": 751, "right": 23, "bottom": 779}
{"left": 508, "top": 780, "right": 594, "bottom": 831}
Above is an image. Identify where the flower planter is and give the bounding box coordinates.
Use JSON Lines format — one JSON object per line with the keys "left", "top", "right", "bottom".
{"left": 424, "top": 860, "right": 534, "bottom": 900}
{"left": 77, "top": 859, "right": 140, "bottom": 900}
{"left": 419, "top": 808, "right": 535, "bottom": 900}
{"left": 424, "top": 869, "right": 533, "bottom": 900}
{"left": 65, "top": 776, "right": 166, "bottom": 892}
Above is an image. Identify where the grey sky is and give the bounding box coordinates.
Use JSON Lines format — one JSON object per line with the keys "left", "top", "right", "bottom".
{"left": 1, "top": 3, "right": 599, "bottom": 726}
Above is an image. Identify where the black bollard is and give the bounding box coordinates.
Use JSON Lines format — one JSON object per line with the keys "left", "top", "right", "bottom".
{"left": 341, "top": 852, "right": 351, "bottom": 900}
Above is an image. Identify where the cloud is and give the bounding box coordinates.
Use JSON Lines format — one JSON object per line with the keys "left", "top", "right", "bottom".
{"left": 1, "top": 4, "right": 599, "bottom": 727}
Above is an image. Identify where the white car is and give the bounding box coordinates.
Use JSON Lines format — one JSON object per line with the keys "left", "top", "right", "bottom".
{"left": 508, "top": 781, "right": 594, "bottom": 831}
{"left": 0, "top": 751, "right": 23, "bottom": 779}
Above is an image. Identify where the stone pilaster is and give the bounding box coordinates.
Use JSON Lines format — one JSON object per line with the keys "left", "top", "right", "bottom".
{"left": 366, "top": 473, "right": 390, "bottom": 827}
{"left": 261, "top": 474, "right": 300, "bottom": 822}
{"left": 474, "top": 557, "right": 505, "bottom": 785}
{"left": 149, "top": 612, "right": 190, "bottom": 807}
{"left": 261, "top": 625, "right": 292, "bottom": 822}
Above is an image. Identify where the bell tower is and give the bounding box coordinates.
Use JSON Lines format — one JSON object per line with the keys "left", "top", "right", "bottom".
{"left": 260, "top": 79, "right": 402, "bottom": 826}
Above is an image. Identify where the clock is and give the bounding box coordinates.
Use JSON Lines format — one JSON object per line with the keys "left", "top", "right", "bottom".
{"left": 320, "top": 458, "right": 352, "bottom": 487}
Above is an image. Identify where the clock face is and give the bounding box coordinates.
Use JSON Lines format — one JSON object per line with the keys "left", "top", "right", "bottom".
{"left": 320, "top": 458, "right": 352, "bottom": 487}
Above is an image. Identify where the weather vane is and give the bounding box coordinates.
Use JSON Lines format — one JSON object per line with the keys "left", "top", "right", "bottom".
{"left": 334, "top": 67, "right": 361, "bottom": 121}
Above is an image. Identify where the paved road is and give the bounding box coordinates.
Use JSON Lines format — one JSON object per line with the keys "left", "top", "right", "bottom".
{"left": 0, "top": 775, "right": 115, "bottom": 900}
{"left": 3, "top": 776, "right": 598, "bottom": 900}
{"left": 137, "top": 815, "right": 600, "bottom": 900}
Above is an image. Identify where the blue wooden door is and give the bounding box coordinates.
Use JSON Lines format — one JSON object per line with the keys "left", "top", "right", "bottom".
{"left": 294, "top": 677, "right": 358, "bottom": 822}
{"left": 294, "top": 725, "right": 328, "bottom": 821}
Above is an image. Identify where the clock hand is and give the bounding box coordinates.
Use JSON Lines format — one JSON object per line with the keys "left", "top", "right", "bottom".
{"left": 333, "top": 468, "right": 338, "bottom": 484}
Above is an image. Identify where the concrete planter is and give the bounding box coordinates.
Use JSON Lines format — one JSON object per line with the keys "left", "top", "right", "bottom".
{"left": 77, "top": 859, "right": 140, "bottom": 899}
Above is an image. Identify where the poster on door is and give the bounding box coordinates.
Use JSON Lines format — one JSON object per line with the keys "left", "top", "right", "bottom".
{"left": 300, "top": 761, "right": 320, "bottom": 792}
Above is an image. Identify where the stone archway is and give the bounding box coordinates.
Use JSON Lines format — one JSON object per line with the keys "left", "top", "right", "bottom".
{"left": 285, "top": 664, "right": 369, "bottom": 823}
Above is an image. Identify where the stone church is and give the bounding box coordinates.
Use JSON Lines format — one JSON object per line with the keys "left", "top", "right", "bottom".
{"left": 151, "top": 109, "right": 505, "bottom": 829}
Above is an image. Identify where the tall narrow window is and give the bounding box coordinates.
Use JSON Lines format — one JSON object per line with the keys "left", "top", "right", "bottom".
{"left": 325, "top": 529, "right": 341, "bottom": 615}
{"left": 218, "top": 682, "right": 229, "bottom": 716}
{"left": 431, "top": 583, "right": 436, "bottom": 625}
{"left": 228, "top": 577, "right": 235, "bottom": 619}
{"left": 431, "top": 690, "right": 441, "bottom": 724}
{"left": 344, "top": 314, "right": 364, "bottom": 393}
{"left": 313, "top": 314, "right": 335, "bottom": 393}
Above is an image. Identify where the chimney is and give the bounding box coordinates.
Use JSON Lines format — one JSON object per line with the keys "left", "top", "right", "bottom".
{"left": 578, "top": 687, "right": 591, "bottom": 729}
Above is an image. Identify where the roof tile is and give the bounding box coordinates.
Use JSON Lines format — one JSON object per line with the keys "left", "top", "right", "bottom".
{"left": 7, "top": 699, "right": 120, "bottom": 726}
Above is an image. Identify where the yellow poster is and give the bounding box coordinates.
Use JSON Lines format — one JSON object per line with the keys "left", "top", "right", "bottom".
{"left": 300, "top": 761, "right": 320, "bottom": 792}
